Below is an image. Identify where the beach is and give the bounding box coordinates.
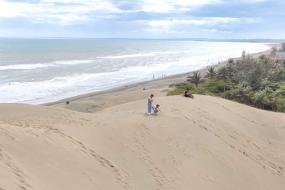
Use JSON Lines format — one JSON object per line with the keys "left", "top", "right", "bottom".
{"left": 1, "top": 95, "right": 285, "bottom": 190}
{"left": 47, "top": 47, "right": 273, "bottom": 113}
{"left": 0, "top": 39, "right": 271, "bottom": 104}
{"left": 1, "top": 0, "right": 285, "bottom": 189}
{"left": 1, "top": 42, "right": 285, "bottom": 190}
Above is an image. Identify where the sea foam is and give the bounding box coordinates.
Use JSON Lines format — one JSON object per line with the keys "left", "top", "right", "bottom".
{"left": 0, "top": 40, "right": 271, "bottom": 104}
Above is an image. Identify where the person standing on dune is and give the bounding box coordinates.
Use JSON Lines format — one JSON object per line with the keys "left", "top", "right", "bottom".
{"left": 147, "top": 94, "right": 154, "bottom": 115}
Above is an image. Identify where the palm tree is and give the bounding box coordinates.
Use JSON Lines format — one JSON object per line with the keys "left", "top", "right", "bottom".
{"left": 217, "top": 67, "right": 230, "bottom": 93}
{"left": 217, "top": 67, "right": 228, "bottom": 81}
{"left": 206, "top": 66, "right": 216, "bottom": 79}
{"left": 187, "top": 71, "right": 202, "bottom": 87}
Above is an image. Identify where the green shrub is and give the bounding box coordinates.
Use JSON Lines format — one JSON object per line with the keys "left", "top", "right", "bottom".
{"left": 203, "top": 79, "right": 232, "bottom": 94}
{"left": 167, "top": 88, "right": 185, "bottom": 96}
{"left": 168, "top": 52, "right": 285, "bottom": 113}
{"left": 276, "top": 97, "right": 285, "bottom": 112}
{"left": 276, "top": 84, "right": 285, "bottom": 96}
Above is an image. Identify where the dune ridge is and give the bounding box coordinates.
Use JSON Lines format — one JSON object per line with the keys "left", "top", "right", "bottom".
{"left": 0, "top": 95, "right": 285, "bottom": 190}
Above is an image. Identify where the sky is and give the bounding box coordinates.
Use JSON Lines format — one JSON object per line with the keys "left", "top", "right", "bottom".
{"left": 0, "top": 0, "right": 284, "bottom": 39}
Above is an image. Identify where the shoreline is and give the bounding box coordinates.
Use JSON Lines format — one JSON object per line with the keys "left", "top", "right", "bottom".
{"left": 46, "top": 45, "right": 275, "bottom": 112}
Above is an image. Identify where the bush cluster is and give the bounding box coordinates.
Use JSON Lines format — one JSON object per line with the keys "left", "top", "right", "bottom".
{"left": 168, "top": 53, "right": 285, "bottom": 112}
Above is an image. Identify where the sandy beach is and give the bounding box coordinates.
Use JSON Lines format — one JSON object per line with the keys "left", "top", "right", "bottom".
{"left": 1, "top": 0, "right": 284, "bottom": 188}
{"left": 1, "top": 45, "right": 285, "bottom": 190}
{"left": 1, "top": 95, "right": 285, "bottom": 190}
{"left": 47, "top": 47, "right": 274, "bottom": 113}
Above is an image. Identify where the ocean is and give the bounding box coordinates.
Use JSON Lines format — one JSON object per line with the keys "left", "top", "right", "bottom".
{"left": 0, "top": 39, "right": 270, "bottom": 104}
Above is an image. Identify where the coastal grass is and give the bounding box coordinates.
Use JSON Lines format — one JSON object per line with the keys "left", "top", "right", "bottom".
{"left": 168, "top": 52, "right": 285, "bottom": 113}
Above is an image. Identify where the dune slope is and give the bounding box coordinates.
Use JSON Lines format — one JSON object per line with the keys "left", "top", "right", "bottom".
{"left": 0, "top": 95, "right": 285, "bottom": 190}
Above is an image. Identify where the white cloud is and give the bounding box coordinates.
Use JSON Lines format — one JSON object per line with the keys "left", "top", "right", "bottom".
{"left": 139, "top": 0, "right": 270, "bottom": 13}
{"left": 0, "top": 0, "right": 122, "bottom": 25}
{"left": 0, "top": 0, "right": 33, "bottom": 18}
{"left": 141, "top": 0, "right": 221, "bottom": 13}
{"left": 145, "top": 17, "right": 261, "bottom": 28}
{"left": 0, "top": 0, "right": 267, "bottom": 25}
{"left": 141, "top": 17, "right": 262, "bottom": 34}
{"left": 232, "top": 0, "right": 269, "bottom": 3}
{"left": 203, "top": 28, "right": 233, "bottom": 34}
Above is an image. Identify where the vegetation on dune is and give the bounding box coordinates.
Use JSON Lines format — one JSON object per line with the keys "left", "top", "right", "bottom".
{"left": 187, "top": 71, "right": 203, "bottom": 87}
{"left": 205, "top": 66, "right": 217, "bottom": 79}
{"left": 281, "top": 43, "right": 285, "bottom": 51}
{"left": 168, "top": 52, "right": 285, "bottom": 112}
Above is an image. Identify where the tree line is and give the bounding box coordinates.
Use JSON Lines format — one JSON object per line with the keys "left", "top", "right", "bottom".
{"left": 168, "top": 51, "right": 285, "bottom": 112}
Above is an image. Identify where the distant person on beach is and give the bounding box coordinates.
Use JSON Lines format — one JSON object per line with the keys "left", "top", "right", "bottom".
{"left": 184, "top": 89, "right": 193, "bottom": 98}
{"left": 147, "top": 94, "right": 154, "bottom": 114}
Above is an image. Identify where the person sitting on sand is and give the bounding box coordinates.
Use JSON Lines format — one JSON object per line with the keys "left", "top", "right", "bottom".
{"left": 147, "top": 94, "right": 154, "bottom": 114}
{"left": 184, "top": 89, "right": 193, "bottom": 98}
{"left": 152, "top": 104, "right": 160, "bottom": 114}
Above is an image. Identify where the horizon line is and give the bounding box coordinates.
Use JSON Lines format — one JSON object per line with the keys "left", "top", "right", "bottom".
{"left": 0, "top": 37, "right": 284, "bottom": 42}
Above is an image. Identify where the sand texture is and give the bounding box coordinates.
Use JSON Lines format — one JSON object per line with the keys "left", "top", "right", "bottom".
{"left": 1, "top": 95, "right": 285, "bottom": 190}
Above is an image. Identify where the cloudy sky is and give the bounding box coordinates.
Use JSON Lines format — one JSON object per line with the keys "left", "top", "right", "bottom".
{"left": 0, "top": 0, "right": 284, "bottom": 39}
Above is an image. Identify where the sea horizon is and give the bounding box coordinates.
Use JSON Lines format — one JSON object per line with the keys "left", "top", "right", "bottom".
{"left": 1, "top": 37, "right": 284, "bottom": 42}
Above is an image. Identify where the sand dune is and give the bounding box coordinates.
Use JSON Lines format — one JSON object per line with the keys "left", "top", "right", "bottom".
{"left": 1, "top": 95, "right": 285, "bottom": 190}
